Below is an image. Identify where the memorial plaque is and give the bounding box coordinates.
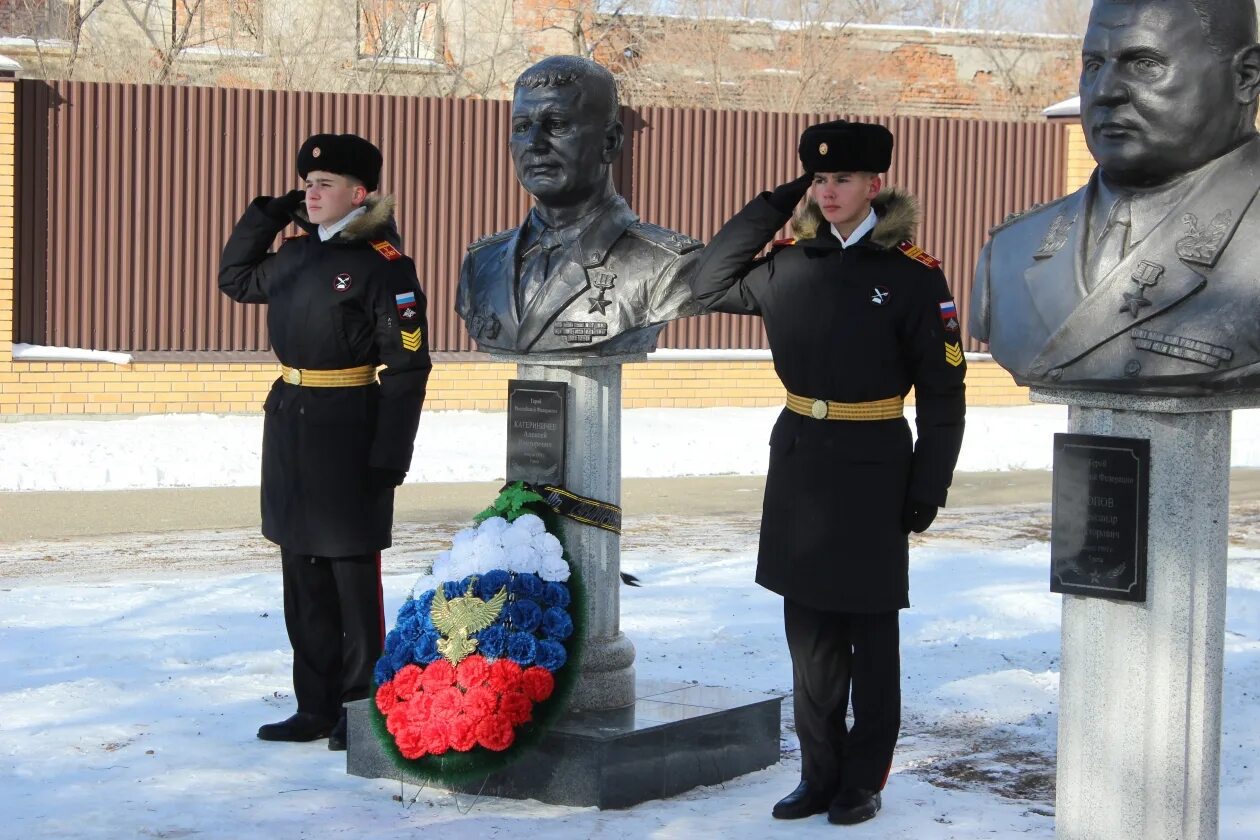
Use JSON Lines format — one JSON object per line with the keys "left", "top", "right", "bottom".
{"left": 507, "top": 380, "right": 567, "bottom": 486}
{"left": 1050, "top": 433, "right": 1149, "bottom": 602}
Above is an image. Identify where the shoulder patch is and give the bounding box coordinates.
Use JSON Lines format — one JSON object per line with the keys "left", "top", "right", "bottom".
{"left": 467, "top": 228, "right": 515, "bottom": 252}
{"left": 371, "top": 240, "right": 403, "bottom": 261}
{"left": 897, "top": 240, "right": 942, "bottom": 269}
{"left": 627, "top": 221, "right": 703, "bottom": 255}
{"left": 283, "top": 232, "right": 309, "bottom": 242}
{"left": 987, "top": 194, "right": 1073, "bottom": 236}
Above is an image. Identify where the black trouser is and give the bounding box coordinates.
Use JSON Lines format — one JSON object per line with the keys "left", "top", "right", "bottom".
{"left": 783, "top": 599, "right": 900, "bottom": 796}
{"left": 280, "top": 549, "right": 385, "bottom": 722}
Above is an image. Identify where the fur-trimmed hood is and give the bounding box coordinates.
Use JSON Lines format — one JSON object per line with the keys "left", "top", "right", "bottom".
{"left": 791, "top": 188, "right": 919, "bottom": 249}
{"left": 294, "top": 194, "right": 397, "bottom": 243}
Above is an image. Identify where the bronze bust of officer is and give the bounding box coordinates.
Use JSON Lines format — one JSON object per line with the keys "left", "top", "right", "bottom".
{"left": 456, "top": 56, "right": 701, "bottom": 355}
{"left": 971, "top": 0, "right": 1260, "bottom": 395}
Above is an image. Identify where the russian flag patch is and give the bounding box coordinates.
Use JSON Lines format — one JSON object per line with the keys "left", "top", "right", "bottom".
{"left": 939, "top": 300, "right": 959, "bottom": 332}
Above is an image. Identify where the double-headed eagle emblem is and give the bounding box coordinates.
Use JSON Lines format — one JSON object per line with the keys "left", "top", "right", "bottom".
{"left": 430, "top": 579, "right": 508, "bottom": 665}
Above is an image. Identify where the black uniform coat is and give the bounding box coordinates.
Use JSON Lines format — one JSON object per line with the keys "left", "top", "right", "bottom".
{"left": 219, "top": 196, "right": 432, "bottom": 557}
{"left": 688, "top": 190, "right": 966, "bottom": 612}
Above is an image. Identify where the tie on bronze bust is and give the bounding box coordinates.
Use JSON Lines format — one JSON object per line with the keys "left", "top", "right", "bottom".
{"left": 517, "top": 229, "right": 561, "bottom": 315}
{"left": 1090, "top": 198, "right": 1132, "bottom": 290}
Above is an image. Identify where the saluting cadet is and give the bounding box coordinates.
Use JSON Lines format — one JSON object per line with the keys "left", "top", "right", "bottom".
{"left": 687, "top": 120, "right": 966, "bottom": 825}
{"left": 219, "top": 133, "right": 432, "bottom": 751}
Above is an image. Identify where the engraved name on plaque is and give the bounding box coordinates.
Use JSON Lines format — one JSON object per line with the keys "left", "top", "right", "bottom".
{"left": 506, "top": 380, "right": 567, "bottom": 486}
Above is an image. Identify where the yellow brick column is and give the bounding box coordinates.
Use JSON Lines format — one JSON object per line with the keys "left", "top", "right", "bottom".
{"left": 1065, "top": 122, "right": 1092, "bottom": 193}
{"left": 0, "top": 77, "right": 13, "bottom": 368}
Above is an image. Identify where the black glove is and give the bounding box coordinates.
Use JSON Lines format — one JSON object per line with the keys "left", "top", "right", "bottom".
{"left": 369, "top": 467, "right": 406, "bottom": 491}
{"left": 902, "top": 501, "right": 938, "bottom": 534}
{"left": 766, "top": 173, "right": 813, "bottom": 214}
{"left": 262, "top": 189, "right": 305, "bottom": 221}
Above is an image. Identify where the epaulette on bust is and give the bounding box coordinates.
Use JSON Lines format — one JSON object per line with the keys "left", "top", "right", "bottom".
{"left": 626, "top": 221, "right": 702, "bottom": 255}
{"left": 897, "top": 240, "right": 942, "bottom": 269}
{"left": 467, "top": 229, "right": 514, "bottom": 252}
{"left": 987, "top": 194, "right": 1070, "bottom": 236}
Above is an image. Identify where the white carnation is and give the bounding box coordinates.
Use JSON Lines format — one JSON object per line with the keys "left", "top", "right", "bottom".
{"left": 450, "top": 553, "right": 478, "bottom": 581}
{"left": 450, "top": 538, "right": 475, "bottom": 567}
{"left": 538, "top": 554, "right": 570, "bottom": 583}
{"left": 506, "top": 544, "right": 541, "bottom": 575}
{"left": 477, "top": 516, "right": 510, "bottom": 537}
{"left": 513, "top": 513, "right": 546, "bottom": 536}
{"left": 430, "top": 553, "right": 453, "bottom": 582}
{"left": 500, "top": 522, "right": 533, "bottom": 549}
{"left": 532, "top": 531, "right": 564, "bottom": 561}
{"left": 451, "top": 527, "right": 478, "bottom": 546}
{"left": 410, "top": 574, "right": 440, "bottom": 599}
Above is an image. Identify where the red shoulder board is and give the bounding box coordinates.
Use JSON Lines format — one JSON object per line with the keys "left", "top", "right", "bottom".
{"left": 283, "top": 232, "right": 309, "bottom": 241}
{"left": 897, "top": 240, "right": 942, "bottom": 269}
{"left": 371, "top": 240, "right": 403, "bottom": 261}
{"left": 771, "top": 237, "right": 796, "bottom": 250}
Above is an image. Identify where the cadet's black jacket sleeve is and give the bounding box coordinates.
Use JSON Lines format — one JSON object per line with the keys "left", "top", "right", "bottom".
{"left": 368, "top": 257, "right": 432, "bottom": 473}
{"left": 687, "top": 194, "right": 790, "bottom": 315}
{"left": 218, "top": 197, "right": 293, "bottom": 304}
{"left": 903, "top": 270, "right": 967, "bottom": 506}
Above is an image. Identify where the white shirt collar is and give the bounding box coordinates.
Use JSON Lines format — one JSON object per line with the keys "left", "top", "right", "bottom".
{"left": 831, "top": 208, "right": 878, "bottom": 249}
{"left": 318, "top": 206, "right": 369, "bottom": 242}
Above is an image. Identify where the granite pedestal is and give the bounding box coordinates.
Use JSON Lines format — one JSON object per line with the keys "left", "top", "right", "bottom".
{"left": 344, "top": 680, "right": 783, "bottom": 808}
{"left": 1032, "top": 388, "right": 1260, "bottom": 840}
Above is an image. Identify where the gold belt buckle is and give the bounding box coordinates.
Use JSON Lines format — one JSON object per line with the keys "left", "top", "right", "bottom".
{"left": 810, "top": 399, "right": 829, "bottom": 420}
{"left": 284, "top": 367, "right": 302, "bottom": 386}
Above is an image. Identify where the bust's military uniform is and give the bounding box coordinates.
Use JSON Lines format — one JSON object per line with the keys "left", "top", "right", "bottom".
{"left": 972, "top": 137, "right": 1260, "bottom": 395}
{"left": 689, "top": 175, "right": 965, "bottom": 808}
{"left": 219, "top": 134, "right": 431, "bottom": 742}
{"left": 456, "top": 195, "right": 701, "bottom": 354}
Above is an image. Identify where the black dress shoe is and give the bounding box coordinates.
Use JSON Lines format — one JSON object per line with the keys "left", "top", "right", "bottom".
{"left": 257, "top": 712, "right": 334, "bottom": 742}
{"left": 772, "top": 780, "right": 832, "bottom": 819}
{"left": 828, "top": 788, "right": 882, "bottom": 825}
{"left": 327, "top": 711, "right": 348, "bottom": 751}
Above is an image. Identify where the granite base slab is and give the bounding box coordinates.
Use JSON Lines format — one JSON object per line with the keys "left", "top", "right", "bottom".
{"left": 345, "top": 679, "right": 783, "bottom": 809}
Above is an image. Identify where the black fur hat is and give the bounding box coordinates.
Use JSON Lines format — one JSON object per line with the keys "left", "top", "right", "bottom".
{"left": 297, "top": 134, "right": 382, "bottom": 192}
{"left": 798, "top": 120, "right": 893, "bottom": 174}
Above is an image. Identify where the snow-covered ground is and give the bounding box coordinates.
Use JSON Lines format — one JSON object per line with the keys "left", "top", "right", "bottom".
{"left": 2, "top": 522, "right": 1259, "bottom": 839}
{"left": 0, "top": 403, "right": 1168, "bottom": 491}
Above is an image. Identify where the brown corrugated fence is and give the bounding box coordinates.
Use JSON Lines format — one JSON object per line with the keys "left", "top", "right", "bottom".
{"left": 14, "top": 80, "right": 1065, "bottom": 353}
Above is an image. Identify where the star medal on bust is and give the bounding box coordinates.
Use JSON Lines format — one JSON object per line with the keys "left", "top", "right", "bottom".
{"left": 588, "top": 269, "right": 616, "bottom": 315}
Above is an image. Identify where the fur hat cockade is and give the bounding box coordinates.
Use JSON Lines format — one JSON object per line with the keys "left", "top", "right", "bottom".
{"left": 798, "top": 120, "right": 894, "bottom": 174}
{"left": 297, "top": 133, "right": 383, "bottom": 192}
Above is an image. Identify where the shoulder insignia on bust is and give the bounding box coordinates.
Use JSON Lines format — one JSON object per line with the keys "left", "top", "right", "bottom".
{"left": 628, "top": 221, "right": 703, "bottom": 254}
{"left": 467, "top": 228, "right": 514, "bottom": 252}
{"left": 987, "top": 197, "right": 1069, "bottom": 236}
{"left": 897, "top": 240, "right": 941, "bottom": 269}
{"left": 371, "top": 240, "right": 403, "bottom": 261}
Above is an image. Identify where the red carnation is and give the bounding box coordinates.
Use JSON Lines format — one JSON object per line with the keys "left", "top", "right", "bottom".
{"left": 448, "top": 714, "right": 478, "bottom": 752}
{"left": 521, "top": 667, "right": 555, "bottom": 703}
{"left": 386, "top": 705, "right": 408, "bottom": 736}
{"left": 393, "top": 664, "right": 423, "bottom": 700}
{"left": 422, "top": 720, "right": 450, "bottom": 755}
{"left": 376, "top": 681, "right": 399, "bottom": 714}
{"left": 396, "top": 726, "right": 427, "bottom": 760}
{"left": 488, "top": 658, "right": 524, "bottom": 694}
{"left": 476, "top": 715, "right": 516, "bottom": 751}
{"left": 407, "top": 691, "right": 434, "bottom": 723}
{"left": 456, "top": 655, "right": 491, "bottom": 689}
{"left": 429, "top": 685, "right": 464, "bottom": 721}
{"left": 420, "top": 659, "right": 456, "bottom": 692}
{"left": 462, "top": 685, "right": 498, "bottom": 723}
{"left": 499, "top": 690, "right": 533, "bottom": 725}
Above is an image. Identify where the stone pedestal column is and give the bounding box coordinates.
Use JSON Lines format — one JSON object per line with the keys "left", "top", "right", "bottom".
{"left": 511, "top": 353, "right": 643, "bottom": 712}
{"left": 1032, "top": 389, "right": 1260, "bottom": 840}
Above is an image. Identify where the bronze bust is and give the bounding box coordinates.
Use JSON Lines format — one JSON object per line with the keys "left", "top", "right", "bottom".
{"left": 456, "top": 56, "right": 701, "bottom": 356}
{"left": 971, "top": 0, "right": 1260, "bottom": 395}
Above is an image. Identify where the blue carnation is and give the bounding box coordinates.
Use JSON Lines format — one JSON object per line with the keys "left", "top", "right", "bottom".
{"left": 542, "top": 607, "right": 573, "bottom": 641}
{"left": 413, "top": 630, "right": 441, "bottom": 664}
{"left": 536, "top": 639, "right": 567, "bottom": 671}
{"left": 396, "top": 598, "right": 418, "bottom": 624}
{"left": 397, "top": 612, "right": 421, "bottom": 642}
{"left": 477, "top": 624, "right": 508, "bottom": 658}
{"left": 373, "top": 657, "right": 396, "bottom": 685}
{"left": 390, "top": 642, "right": 412, "bottom": 671}
{"left": 507, "top": 631, "right": 537, "bottom": 666}
{"left": 542, "top": 581, "right": 570, "bottom": 609}
{"left": 384, "top": 628, "right": 403, "bottom": 656}
{"left": 479, "top": 569, "right": 512, "bottom": 599}
{"left": 444, "top": 577, "right": 478, "bottom": 599}
{"left": 414, "top": 590, "right": 436, "bottom": 630}
{"left": 511, "top": 573, "right": 544, "bottom": 601}
{"left": 508, "top": 599, "right": 542, "bottom": 632}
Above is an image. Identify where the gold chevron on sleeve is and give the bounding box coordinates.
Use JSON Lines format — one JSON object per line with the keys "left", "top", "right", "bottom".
{"left": 401, "top": 328, "right": 423, "bottom": 351}
{"left": 944, "top": 342, "right": 964, "bottom": 367}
